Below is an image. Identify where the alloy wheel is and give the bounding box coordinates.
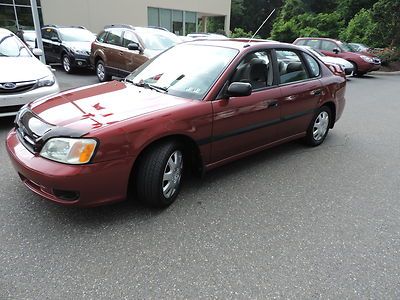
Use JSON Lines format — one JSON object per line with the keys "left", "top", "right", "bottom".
{"left": 313, "top": 111, "right": 329, "bottom": 141}
{"left": 162, "top": 150, "right": 183, "bottom": 199}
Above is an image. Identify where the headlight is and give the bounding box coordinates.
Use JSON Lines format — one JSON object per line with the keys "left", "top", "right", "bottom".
{"left": 71, "top": 47, "right": 88, "bottom": 55}
{"left": 360, "top": 55, "right": 374, "bottom": 63}
{"left": 37, "top": 74, "right": 55, "bottom": 87}
{"left": 40, "top": 138, "right": 97, "bottom": 164}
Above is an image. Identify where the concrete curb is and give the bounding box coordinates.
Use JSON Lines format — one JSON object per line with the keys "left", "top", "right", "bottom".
{"left": 370, "top": 71, "right": 400, "bottom": 76}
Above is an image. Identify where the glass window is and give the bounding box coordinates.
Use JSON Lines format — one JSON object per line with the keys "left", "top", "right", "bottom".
{"left": 185, "top": 11, "right": 197, "bottom": 34}
{"left": 172, "top": 10, "right": 183, "bottom": 35}
{"left": 296, "top": 40, "right": 307, "bottom": 46}
{"left": 96, "top": 31, "right": 108, "bottom": 43}
{"left": 105, "top": 28, "right": 123, "bottom": 46}
{"left": 148, "top": 7, "right": 159, "bottom": 27}
{"left": 122, "top": 30, "right": 139, "bottom": 48}
{"left": 0, "top": 1, "right": 14, "bottom": 4}
{"left": 276, "top": 50, "right": 309, "bottom": 84}
{"left": 126, "top": 44, "right": 238, "bottom": 100}
{"left": 135, "top": 27, "right": 180, "bottom": 51}
{"left": 231, "top": 51, "right": 274, "bottom": 90}
{"left": 159, "top": 8, "right": 172, "bottom": 31}
{"left": 303, "top": 53, "right": 320, "bottom": 77}
{"left": 16, "top": 6, "right": 35, "bottom": 29}
{"left": 308, "top": 39, "right": 320, "bottom": 49}
{"left": 0, "top": 5, "right": 17, "bottom": 32}
{"left": 0, "top": 32, "right": 30, "bottom": 57}
{"left": 320, "top": 41, "right": 338, "bottom": 52}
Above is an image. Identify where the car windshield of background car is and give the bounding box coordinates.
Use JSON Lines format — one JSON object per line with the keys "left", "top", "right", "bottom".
{"left": 59, "top": 28, "right": 96, "bottom": 42}
{"left": 0, "top": 34, "right": 30, "bottom": 57}
{"left": 136, "top": 29, "right": 181, "bottom": 51}
{"left": 126, "top": 44, "right": 238, "bottom": 100}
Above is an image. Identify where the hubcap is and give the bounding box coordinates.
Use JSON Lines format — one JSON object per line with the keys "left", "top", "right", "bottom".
{"left": 63, "top": 56, "right": 70, "bottom": 72}
{"left": 162, "top": 150, "right": 183, "bottom": 199}
{"left": 97, "top": 63, "right": 105, "bottom": 81}
{"left": 313, "top": 111, "right": 329, "bottom": 141}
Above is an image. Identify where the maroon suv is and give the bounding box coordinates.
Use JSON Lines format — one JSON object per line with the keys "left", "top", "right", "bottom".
{"left": 293, "top": 37, "right": 381, "bottom": 76}
{"left": 7, "top": 40, "right": 346, "bottom": 208}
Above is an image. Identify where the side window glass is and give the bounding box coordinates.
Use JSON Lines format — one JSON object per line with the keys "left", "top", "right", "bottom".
{"left": 49, "top": 30, "right": 59, "bottom": 41}
{"left": 42, "top": 28, "right": 50, "bottom": 40}
{"left": 231, "top": 50, "right": 273, "bottom": 90}
{"left": 308, "top": 39, "right": 320, "bottom": 49}
{"left": 321, "top": 41, "right": 336, "bottom": 52}
{"left": 96, "top": 31, "right": 108, "bottom": 43}
{"left": 106, "top": 29, "right": 123, "bottom": 46}
{"left": 303, "top": 53, "right": 320, "bottom": 78}
{"left": 296, "top": 40, "right": 306, "bottom": 46}
{"left": 276, "top": 50, "right": 309, "bottom": 84}
{"left": 123, "top": 31, "right": 139, "bottom": 48}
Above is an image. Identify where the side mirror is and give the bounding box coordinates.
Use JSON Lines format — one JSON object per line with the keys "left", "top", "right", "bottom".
{"left": 127, "top": 42, "right": 142, "bottom": 52}
{"left": 226, "top": 82, "right": 252, "bottom": 98}
{"left": 332, "top": 48, "right": 340, "bottom": 54}
{"left": 32, "top": 48, "right": 43, "bottom": 57}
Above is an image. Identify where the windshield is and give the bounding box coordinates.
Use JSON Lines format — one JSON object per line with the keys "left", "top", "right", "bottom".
{"left": 126, "top": 44, "right": 238, "bottom": 100}
{"left": 308, "top": 47, "right": 325, "bottom": 57}
{"left": 59, "top": 28, "right": 96, "bottom": 42}
{"left": 0, "top": 33, "right": 31, "bottom": 57}
{"left": 135, "top": 28, "right": 181, "bottom": 51}
{"left": 339, "top": 42, "right": 354, "bottom": 52}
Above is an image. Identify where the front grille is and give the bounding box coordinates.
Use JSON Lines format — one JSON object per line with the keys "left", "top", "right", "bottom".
{"left": 0, "top": 105, "right": 23, "bottom": 114}
{"left": 0, "top": 80, "right": 37, "bottom": 94}
{"left": 373, "top": 58, "right": 381, "bottom": 64}
{"left": 15, "top": 108, "right": 54, "bottom": 153}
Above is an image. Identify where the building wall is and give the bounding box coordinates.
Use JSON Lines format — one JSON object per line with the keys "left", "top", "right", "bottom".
{"left": 40, "top": 0, "right": 231, "bottom": 34}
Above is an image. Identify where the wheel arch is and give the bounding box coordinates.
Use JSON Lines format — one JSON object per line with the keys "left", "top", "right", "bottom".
{"left": 322, "top": 101, "right": 336, "bottom": 129}
{"left": 127, "top": 134, "right": 204, "bottom": 197}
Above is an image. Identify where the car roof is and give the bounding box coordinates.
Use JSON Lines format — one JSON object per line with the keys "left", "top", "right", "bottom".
{"left": 296, "top": 37, "right": 341, "bottom": 43}
{"left": 182, "top": 38, "right": 303, "bottom": 51}
{"left": 0, "top": 28, "right": 13, "bottom": 35}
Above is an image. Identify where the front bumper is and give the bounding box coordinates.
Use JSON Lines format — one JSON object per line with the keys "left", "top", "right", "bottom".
{"left": 6, "top": 129, "right": 134, "bottom": 207}
{"left": 0, "top": 83, "right": 60, "bottom": 117}
{"left": 70, "top": 53, "right": 91, "bottom": 68}
{"left": 357, "top": 60, "right": 381, "bottom": 73}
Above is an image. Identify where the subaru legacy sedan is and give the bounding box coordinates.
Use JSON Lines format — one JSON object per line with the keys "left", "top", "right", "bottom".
{"left": 6, "top": 40, "right": 346, "bottom": 208}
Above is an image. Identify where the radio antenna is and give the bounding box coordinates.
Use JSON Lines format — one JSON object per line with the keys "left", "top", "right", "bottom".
{"left": 247, "top": 8, "right": 276, "bottom": 44}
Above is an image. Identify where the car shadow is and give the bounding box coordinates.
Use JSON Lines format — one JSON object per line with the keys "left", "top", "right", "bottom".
{"left": 52, "top": 64, "right": 95, "bottom": 76}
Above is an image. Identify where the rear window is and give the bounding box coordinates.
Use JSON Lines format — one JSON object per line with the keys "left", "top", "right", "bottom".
{"left": 295, "top": 39, "right": 307, "bottom": 46}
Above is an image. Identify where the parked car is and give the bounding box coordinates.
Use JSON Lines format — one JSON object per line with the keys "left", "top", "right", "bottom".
{"left": 0, "top": 28, "right": 59, "bottom": 117}
{"left": 300, "top": 46, "right": 354, "bottom": 75}
{"left": 90, "top": 24, "right": 181, "bottom": 82}
{"left": 186, "top": 33, "right": 228, "bottom": 40}
{"left": 41, "top": 25, "right": 96, "bottom": 73}
{"left": 15, "top": 29, "right": 36, "bottom": 49}
{"left": 6, "top": 40, "right": 346, "bottom": 208}
{"left": 349, "top": 42, "right": 371, "bottom": 53}
{"left": 293, "top": 37, "right": 381, "bottom": 76}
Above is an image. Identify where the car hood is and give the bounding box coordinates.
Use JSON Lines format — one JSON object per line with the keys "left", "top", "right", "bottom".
{"left": 29, "top": 81, "right": 191, "bottom": 133}
{"left": 321, "top": 56, "right": 353, "bottom": 68}
{"left": 63, "top": 41, "right": 92, "bottom": 52}
{"left": 0, "top": 57, "right": 52, "bottom": 82}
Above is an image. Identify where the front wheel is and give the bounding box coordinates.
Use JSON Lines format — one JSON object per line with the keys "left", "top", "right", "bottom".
{"left": 135, "top": 141, "right": 184, "bottom": 207}
{"left": 304, "top": 106, "right": 332, "bottom": 147}
{"left": 62, "top": 55, "right": 74, "bottom": 74}
{"left": 96, "top": 60, "right": 111, "bottom": 82}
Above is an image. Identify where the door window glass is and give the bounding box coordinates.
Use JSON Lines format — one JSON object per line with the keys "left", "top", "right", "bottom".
{"left": 320, "top": 41, "right": 337, "bottom": 52}
{"left": 123, "top": 31, "right": 139, "bottom": 48}
{"left": 96, "top": 31, "right": 108, "bottom": 43}
{"left": 308, "top": 39, "right": 320, "bottom": 49}
{"left": 106, "top": 29, "right": 123, "bottom": 46}
{"left": 303, "top": 53, "right": 320, "bottom": 77}
{"left": 231, "top": 50, "right": 274, "bottom": 90}
{"left": 276, "top": 50, "right": 309, "bottom": 84}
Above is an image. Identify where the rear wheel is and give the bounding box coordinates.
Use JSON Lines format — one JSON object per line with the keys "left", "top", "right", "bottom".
{"left": 304, "top": 106, "right": 332, "bottom": 147}
{"left": 135, "top": 141, "right": 184, "bottom": 208}
{"left": 96, "top": 60, "right": 111, "bottom": 82}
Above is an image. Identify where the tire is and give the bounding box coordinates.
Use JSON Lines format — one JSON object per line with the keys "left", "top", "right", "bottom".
{"left": 96, "top": 60, "right": 111, "bottom": 82}
{"left": 135, "top": 141, "right": 184, "bottom": 207}
{"left": 304, "top": 106, "right": 332, "bottom": 147}
{"left": 62, "top": 54, "right": 74, "bottom": 74}
{"left": 350, "top": 61, "right": 358, "bottom": 76}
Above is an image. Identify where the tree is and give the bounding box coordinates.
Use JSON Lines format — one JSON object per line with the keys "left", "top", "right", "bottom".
{"left": 339, "top": 9, "right": 377, "bottom": 45}
{"left": 371, "top": 0, "right": 400, "bottom": 46}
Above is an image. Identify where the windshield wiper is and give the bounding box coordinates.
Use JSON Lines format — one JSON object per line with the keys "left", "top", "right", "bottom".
{"left": 125, "top": 80, "right": 168, "bottom": 93}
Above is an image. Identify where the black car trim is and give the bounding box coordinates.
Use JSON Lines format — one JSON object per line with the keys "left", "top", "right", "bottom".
{"left": 197, "top": 108, "right": 315, "bottom": 146}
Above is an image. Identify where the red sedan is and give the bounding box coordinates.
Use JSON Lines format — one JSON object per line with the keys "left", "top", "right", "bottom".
{"left": 6, "top": 40, "right": 346, "bottom": 208}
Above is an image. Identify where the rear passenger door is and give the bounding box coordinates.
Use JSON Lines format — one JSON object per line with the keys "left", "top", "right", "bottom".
{"left": 103, "top": 28, "right": 125, "bottom": 76}
{"left": 275, "top": 49, "right": 323, "bottom": 139}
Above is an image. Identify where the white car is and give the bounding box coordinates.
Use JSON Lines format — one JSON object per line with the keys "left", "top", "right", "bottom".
{"left": 300, "top": 46, "right": 354, "bottom": 75}
{"left": 0, "top": 28, "right": 60, "bottom": 117}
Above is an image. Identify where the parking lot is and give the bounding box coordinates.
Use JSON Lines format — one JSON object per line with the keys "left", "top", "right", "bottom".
{"left": 1, "top": 71, "right": 400, "bottom": 298}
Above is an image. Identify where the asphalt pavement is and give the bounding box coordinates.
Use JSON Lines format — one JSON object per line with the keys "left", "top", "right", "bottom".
{"left": 0, "top": 71, "right": 399, "bottom": 299}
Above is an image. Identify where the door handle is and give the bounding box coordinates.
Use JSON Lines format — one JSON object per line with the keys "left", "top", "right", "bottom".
{"left": 311, "top": 89, "right": 322, "bottom": 96}
{"left": 285, "top": 95, "right": 296, "bottom": 101}
{"left": 267, "top": 100, "right": 279, "bottom": 108}
{"left": 119, "top": 51, "right": 124, "bottom": 56}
